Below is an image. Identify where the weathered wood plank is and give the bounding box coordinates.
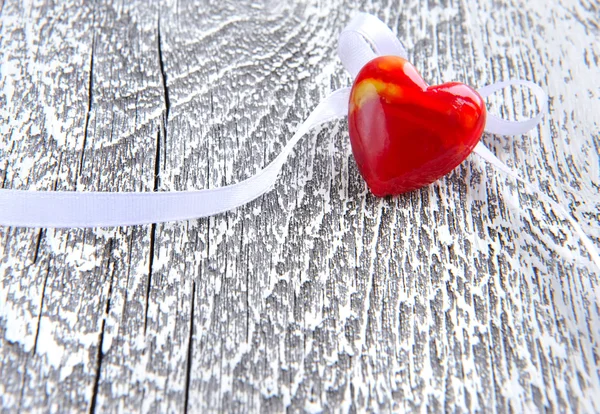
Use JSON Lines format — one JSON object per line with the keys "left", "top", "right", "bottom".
{"left": 1, "top": 0, "right": 599, "bottom": 412}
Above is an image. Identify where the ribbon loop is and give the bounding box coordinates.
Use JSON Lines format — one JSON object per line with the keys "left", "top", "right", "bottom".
{"left": 338, "top": 13, "right": 407, "bottom": 78}
{"left": 478, "top": 80, "right": 548, "bottom": 136}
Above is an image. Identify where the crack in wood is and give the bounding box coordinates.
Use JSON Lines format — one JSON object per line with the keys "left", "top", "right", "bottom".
{"left": 79, "top": 32, "right": 95, "bottom": 177}
{"left": 52, "top": 152, "right": 63, "bottom": 191}
{"left": 16, "top": 265, "right": 51, "bottom": 411}
{"left": 153, "top": 130, "right": 161, "bottom": 192}
{"left": 157, "top": 17, "right": 170, "bottom": 128}
{"left": 243, "top": 225, "right": 250, "bottom": 343}
{"left": 183, "top": 281, "right": 196, "bottom": 414}
{"left": 143, "top": 131, "right": 162, "bottom": 334}
{"left": 143, "top": 222, "right": 157, "bottom": 335}
{"left": 32, "top": 266, "right": 50, "bottom": 354}
{"left": 121, "top": 230, "right": 135, "bottom": 323}
{"left": 89, "top": 240, "right": 116, "bottom": 414}
{"left": 31, "top": 229, "right": 43, "bottom": 264}
{"left": 0, "top": 160, "right": 8, "bottom": 189}
{"left": 139, "top": 16, "right": 170, "bottom": 336}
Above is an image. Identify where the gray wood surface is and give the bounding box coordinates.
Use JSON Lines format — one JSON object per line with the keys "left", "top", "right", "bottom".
{"left": 1, "top": 0, "right": 599, "bottom": 412}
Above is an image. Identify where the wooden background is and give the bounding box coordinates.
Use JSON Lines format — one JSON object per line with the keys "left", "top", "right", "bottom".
{"left": 1, "top": 0, "right": 599, "bottom": 412}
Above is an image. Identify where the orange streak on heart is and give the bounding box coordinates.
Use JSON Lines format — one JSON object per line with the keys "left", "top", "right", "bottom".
{"left": 350, "top": 79, "right": 404, "bottom": 111}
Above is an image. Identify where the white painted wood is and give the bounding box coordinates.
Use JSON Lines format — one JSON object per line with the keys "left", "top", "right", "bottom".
{"left": 0, "top": 0, "right": 598, "bottom": 412}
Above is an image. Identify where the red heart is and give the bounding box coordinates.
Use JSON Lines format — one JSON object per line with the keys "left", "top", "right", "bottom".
{"left": 348, "top": 56, "right": 487, "bottom": 196}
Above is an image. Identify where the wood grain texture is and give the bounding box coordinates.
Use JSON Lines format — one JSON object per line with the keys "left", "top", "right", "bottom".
{"left": 0, "top": 0, "right": 599, "bottom": 412}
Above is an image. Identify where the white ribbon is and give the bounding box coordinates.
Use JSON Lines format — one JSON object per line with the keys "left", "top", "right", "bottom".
{"left": 0, "top": 88, "right": 350, "bottom": 228}
{"left": 0, "top": 13, "right": 598, "bottom": 270}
